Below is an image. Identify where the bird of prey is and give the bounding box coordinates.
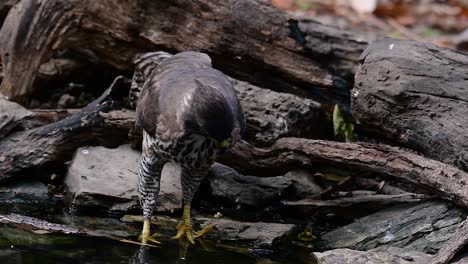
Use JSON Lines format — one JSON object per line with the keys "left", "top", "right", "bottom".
{"left": 131, "top": 51, "right": 245, "bottom": 244}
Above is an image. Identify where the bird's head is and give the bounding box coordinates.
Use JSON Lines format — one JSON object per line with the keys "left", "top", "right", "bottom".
{"left": 184, "top": 81, "right": 243, "bottom": 151}
{"left": 207, "top": 126, "right": 241, "bottom": 152}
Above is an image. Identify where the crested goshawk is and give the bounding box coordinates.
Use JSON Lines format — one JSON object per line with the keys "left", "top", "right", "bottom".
{"left": 131, "top": 51, "right": 245, "bottom": 244}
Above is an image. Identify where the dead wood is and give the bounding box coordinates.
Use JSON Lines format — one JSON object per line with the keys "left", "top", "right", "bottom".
{"left": 24, "top": 109, "right": 80, "bottom": 128}
{"left": 0, "top": 0, "right": 16, "bottom": 25}
{"left": 0, "top": 77, "right": 129, "bottom": 181}
{"left": 296, "top": 18, "right": 368, "bottom": 80}
{"left": 283, "top": 193, "right": 429, "bottom": 209}
{"left": 352, "top": 38, "right": 468, "bottom": 172}
{"left": 0, "top": 213, "right": 155, "bottom": 248}
{"left": 0, "top": 0, "right": 366, "bottom": 109}
{"left": 220, "top": 139, "right": 468, "bottom": 209}
{"left": 429, "top": 217, "right": 468, "bottom": 264}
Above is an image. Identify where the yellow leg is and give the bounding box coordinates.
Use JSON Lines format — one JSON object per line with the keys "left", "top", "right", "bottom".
{"left": 172, "top": 204, "right": 214, "bottom": 244}
{"left": 139, "top": 219, "right": 161, "bottom": 245}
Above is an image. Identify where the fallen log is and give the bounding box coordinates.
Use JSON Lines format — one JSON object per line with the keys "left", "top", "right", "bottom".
{"left": 0, "top": 0, "right": 364, "bottom": 109}
{"left": 429, "top": 217, "right": 468, "bottom": 264}
{"left": 352, "top": 38, "right": 468, "bottom": 172}
{"left": 0, "top": 0, "right": 17, "bottom": 25}
{"left": 0, "top": 213, "right": 156, "bottom": 248}
{"left": 283, "top": 193, "right": 430, "bottom": 209}
{"left": 0, "top": 77, "right": 129, "bottom": 181}
{"left": 296, "top": 18, "right": 368, "bottom": 80}
{"left": 220, "top": 139, "right": 468, "bottom": 209}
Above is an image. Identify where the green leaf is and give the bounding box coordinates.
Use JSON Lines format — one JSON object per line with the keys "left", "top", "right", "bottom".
{"left": 333, "top": 104, "right": 345, "bottom": 137}
{"left": 319, "top": 173, "right": 349, "bottom": 182}
{"left": 333, "top": 104, "right": 355, "bottom": 142}
{"left": 298, "top": 2, "right": 314, "bottom": 11}
{"left": 422, "top": 28, "right": 441, "bottom": 38}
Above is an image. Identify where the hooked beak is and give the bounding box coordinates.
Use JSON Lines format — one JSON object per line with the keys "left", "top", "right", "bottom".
{"left": 211, "top": 138, "right": 229, "bottom": 153}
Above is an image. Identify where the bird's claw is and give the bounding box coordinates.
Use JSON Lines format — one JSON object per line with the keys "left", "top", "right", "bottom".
{"left": 172, "top": 223, "right": 214, "bottom": 244}
{"left": 139, "top": 220, "right": 162, "bottom": 245}
{"left": 139, "top": 233, "right": 162, "bottom": 245}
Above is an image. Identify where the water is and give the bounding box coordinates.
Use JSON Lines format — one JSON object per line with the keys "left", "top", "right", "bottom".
{"left": 0, "top": 185, "right": 317, "bottom": 264}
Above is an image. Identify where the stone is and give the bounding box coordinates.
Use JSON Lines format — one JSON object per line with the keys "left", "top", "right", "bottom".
{"left": 0, "top": 97, "right": 32, "bottom": 138}
{"left": 0, "top": 181, "right": 48, "bottom": 199}
{"left": 122, "top": 214, "right": 295, "bottom": 248}
{"left": 64, "top": 144, "right": 182, "bottom": 213}
{"left": 207, "top": 163, "right": 293, "bottom": 207}
{"left": 198, "top": 217, "right": 295, "bottom": 248}
{"left": 284, "top": 168, "right": 323, "bottom": 198}
{"left": 313, "top": 246, "right": 431, "bottom": 264}
{"left": 317, "top": 200, "right": 466, "bottom": 254}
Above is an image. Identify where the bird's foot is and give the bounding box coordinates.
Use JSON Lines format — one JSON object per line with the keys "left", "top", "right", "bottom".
{"left": 139, "top": 219, "right": 161, "bottom": 245}
{"left": 172, "top": 222, "right": 214, "bottom": 244}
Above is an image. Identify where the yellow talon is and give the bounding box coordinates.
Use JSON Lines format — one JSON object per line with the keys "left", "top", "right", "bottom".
{"left": 172, "top": 204, "right": 213, "bottom": 244}
{"left": 139, "top": 219, "right": 161, "bottom": 245}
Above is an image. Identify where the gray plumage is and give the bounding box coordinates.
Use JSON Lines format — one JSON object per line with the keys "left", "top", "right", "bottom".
{"left": 133, "top": 51, "right": 244, "bottom": 222}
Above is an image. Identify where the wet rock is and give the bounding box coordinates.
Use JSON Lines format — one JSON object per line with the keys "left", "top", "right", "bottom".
{"left": 122, "top": 214, "right": 295, "bottom": 248}
{"left": 207, "top": 163, "right": 292, "bottom": 207}
{"left": 198, "top": 217, "right": 295, "bottom": 248}
{"left": 0, "top": 181, "right": 48, "bottom": 199}
{"left": 317, "top": 200, "right": 466, "bottom": 254}
{"left": 313, "top": 246, "right": 431, "bottom": 264}
{"left": 64, "top": 144, "right": 182, "bottom": 213}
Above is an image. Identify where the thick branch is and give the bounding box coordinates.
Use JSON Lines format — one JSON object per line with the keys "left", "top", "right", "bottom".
{"left": 220, "top": 138, "right": 468, "bottom": 209}
{"left": 0, "top": 0, "right": 363, "bottom": 108}
{"left": 352, "top": 38, "right": 468, "bottom": 171}
{"left": 0, "top": 77, "right": 128, "bottom": 181}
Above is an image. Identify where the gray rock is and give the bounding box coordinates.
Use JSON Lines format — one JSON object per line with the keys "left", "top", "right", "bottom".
{"left": 0, "top": 181, "right": 48, "bottom": 199}
{"left": 121, "top": 214, "right": 295, "bottom": 248}
{"left": 0, "top": 97, "right": 32, "bottom": 139}
{"left": 313, "top": 246, "right": 431, "bottom": 264}
{"left": 317, "top": 200, "right": 466, "bottom": 253}
{"left": 207, "top": 163, "right": 292, "bottom": 207}
{"left": 198, "top": 217, "right": 295, "bottom": 248}
{"left": 284, "top": 168, "right": 323, "bottom": 198}
{"left": 64, "top": 144, "right": 182, "bottom": 213}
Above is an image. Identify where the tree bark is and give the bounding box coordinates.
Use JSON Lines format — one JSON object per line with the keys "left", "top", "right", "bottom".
{"left": 352, "top": 38, "right": 468, "bottom": 172}
{"left": 220, "top": 138, "right": 468, "bottom": 209}
{"left": 0, "top": 0, "right": 366, "bottom": 109}
{"left": 0, "top": 77, "right": 129, "bottom": 181}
